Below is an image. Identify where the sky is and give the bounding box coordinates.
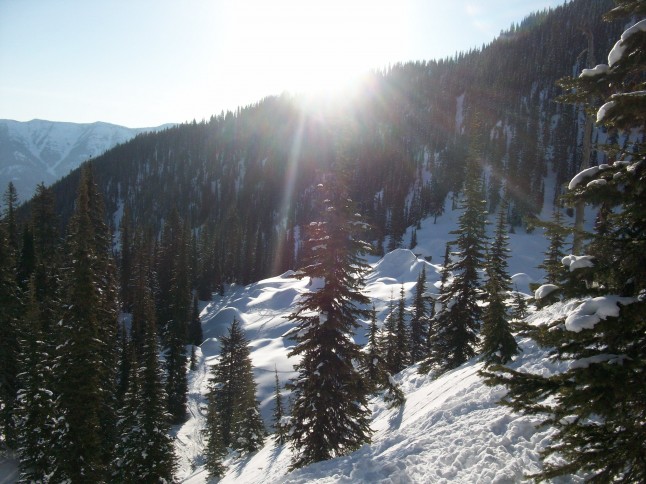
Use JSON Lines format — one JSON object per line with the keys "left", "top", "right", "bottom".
{"left": 0, "top": 0, "right": 566, "bottom": 128}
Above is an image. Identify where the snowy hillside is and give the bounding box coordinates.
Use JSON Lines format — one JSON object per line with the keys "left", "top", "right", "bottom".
{"left": 0, "top": 119, "right": 171, "bottom": 200}
{"left": 169, "top": 201, "right": 582, "bottom": 483}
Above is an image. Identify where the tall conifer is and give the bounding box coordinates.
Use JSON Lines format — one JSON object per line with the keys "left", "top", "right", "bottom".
{"left": 286, "top": 169, "right": 372, "bottom": 469}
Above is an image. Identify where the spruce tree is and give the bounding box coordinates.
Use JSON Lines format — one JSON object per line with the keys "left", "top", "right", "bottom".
{"left": 410, "top": 266, "right": 430, "bottom": 363}
{"left": 0, "top": 214, "right": 21, "bottom": 450}
{"left": 286, "top": 172, "right": 372, "bottom": 469}
{"left": 14, "top": 183, "right": 59, "bottom": 480}
{"left": 15, "top": 281, "right": 56, "bottom": 481}
{"left": 480, "top": 203, "right": 518, "bottom": 365}
{"left": 359, "top": 305, "right": 405, "bottom": 409}
{"left": 425, "top": 158, "right": 487, "bottom": 373}
{"left": 485, "top": 4, "right": 646, "bottom": 480}
{"left": 205, "top": 318, "right": 264, "bottom": 455}
{"left": 537, "top": 205, "right": 568, "bottom": 285}
{"left": 158, "top": 212, "right": 191, "bottom": 423}
{"left": 391, "top": 284, "right": 410, "bottom": 373}
{"left": 203, "top": 390, "right": 227, "bottom": 479}
{"left": 51, "top": 165, "right": 119, "bottom": 482}
{"left": 272, "top": 367, "right": 287, "bottom": 445}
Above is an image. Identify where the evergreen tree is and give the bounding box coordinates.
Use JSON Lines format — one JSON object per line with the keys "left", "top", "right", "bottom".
{"left": 205, "top": 318, "right": 264, "bottom": 455}
{"left": 480, "top": 203, "right": 518, "bottom": 365}
{"left": 391, "top": 284, "right": 410, "bottom": 374}
{"left": 485, "top": 4, "right": 646, "bottom": 480}
{"left": 51, "top": 165, "right": 119, "bottom": 482}
{"left": 114, "top": 259, "right": 177, "bottom": 483}
{"left": 15, "top": 281, "right": 56, "bottom": 481}
{"left": 0, "top": 217, "right": 21, "bottom": 450}
{"left": 359, "top": 304, "right": 405, "bottom": 409}
{"left": 286, "top": 172, "right": 372, "bottom": 469}
{"left": 3, "top": 181, "right": 20, "bottom": 255}
{"left": 14, "top": 183, "right": 59, "bottom": 480}
{"left": 425, "top": 159, "right": 487, "bottom": 373}
{"left": 158, "top": 212, "right": 191, "bottom": 423}
{"left": 272, "top": 367, "right": 287, "bottom": 445}
{"left": 203, "top": 390, "right": 227, "bottom": 479}
{"left": 537, "top": 204, "right": 568, "bottom": 285}
{"left": 409, "top": 267, "right": 430, "bottom": 363}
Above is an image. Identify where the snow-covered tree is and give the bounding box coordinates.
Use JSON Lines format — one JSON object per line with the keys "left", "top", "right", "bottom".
{"left": 485, "top": 3, "right": 646, "bottom": 480}
{"left": 286, "top": 171, "right": 372, "bottom": 469}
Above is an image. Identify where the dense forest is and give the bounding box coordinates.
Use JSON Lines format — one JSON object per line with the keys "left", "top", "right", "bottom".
{"left": 1, "top": 0, "right": 645, "bottom": 481}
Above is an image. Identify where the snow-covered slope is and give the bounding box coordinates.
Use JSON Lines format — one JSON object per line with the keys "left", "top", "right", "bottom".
{"left": 170, "top": 196, "right": 578, "bottom": 483}
{"left": 0, "top": 119, "right": 171, "bottom": 200}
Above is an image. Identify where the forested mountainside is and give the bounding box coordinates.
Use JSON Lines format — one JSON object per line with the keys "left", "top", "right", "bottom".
{"left": 29, "top": 0, "right": 623, "bottom": 290}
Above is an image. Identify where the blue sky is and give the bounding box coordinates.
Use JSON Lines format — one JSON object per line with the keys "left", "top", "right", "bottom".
{"left": 0, "top": 0, "right": 566, "bottom": 127}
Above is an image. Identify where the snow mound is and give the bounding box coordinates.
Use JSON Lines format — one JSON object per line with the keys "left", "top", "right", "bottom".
{"left": 562, "top": 254, "right": 594, "bottom": 272}
{"left": 564, "top": 295, "right": 635, "bottom": 332}
{"left": 535, "top": 284, "right": 559, "bottom": 300}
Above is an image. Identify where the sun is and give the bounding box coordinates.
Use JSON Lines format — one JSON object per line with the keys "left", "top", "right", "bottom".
{"left": 220, "top": 0, "right": 407, "bottom": 98}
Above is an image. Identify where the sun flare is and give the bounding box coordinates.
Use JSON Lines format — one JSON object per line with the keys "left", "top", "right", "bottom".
{"left": 221, "top": 0, "right": 406, "bottom": 97}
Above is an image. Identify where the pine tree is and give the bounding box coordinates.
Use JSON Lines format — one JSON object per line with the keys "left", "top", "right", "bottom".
{"left": 410, "top": 267, "right": 430, "bottom": 363}
{"left": 14, "top": 184, "right": 59, "bottom": 480}
{"left": 391, "top": 284, "right": 409, "bottom": 373}
{"left": 480, "top": 203, "right": 518, "bottom": 365}
{"left": 286, "top": 172, "right": 372, "bottom": 469}
{"left": 158, "top": 211, "right": 191, "bottom": 423}
{"left": 205, "top": 318, "right": 264, "bottom": 456}
{"left": 15, "top": 282, "right": 56, "bottom": 481}
{"left": 537, "top": 205, "right": 568, "bottom": 285}
{"left": 359, "top": 305, "right": 405, "bottom": 409}
{"left": 485, "top": 4, "right": 646, "bottom": 480}
{"left": 51, "top": 165, "right": 119, "bottom": 481}
{"left": 0, "top": 217, "right": 21, "bottom": 450}
{"left": 272, "top": 367, "right": 287, "bottom": 445}
{"left": 426, "top": 158, "right": 487, "bottom": 373}
{"left": 203, "top": 390, "right": 227, "bottom": 479}
{"left": 114, "top": 260, "right": 177, "bottom": 483}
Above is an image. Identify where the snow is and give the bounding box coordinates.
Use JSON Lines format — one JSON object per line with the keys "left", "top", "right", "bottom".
{"left": 568, "top": 166, "right": 601, "bottom": 190}
{"left": 579, "top": 64, "right": 609, "bottom": 78}
{"left": 564, "top": 296, "right": 635, "bottom": 333}
{"left": 534, "top": 284, "right": 559, "bottom": 300}
{"left": 608, "top": 40, "right": 625, "bottom": 67}
{"left": 561, "top": 254, "right": 594, "bottom": 272}
{"left": 608, "top": 19, "right": 646, "bottom": 67}
{"left": 596, "top": 100, "right": 616, "bottom": 123}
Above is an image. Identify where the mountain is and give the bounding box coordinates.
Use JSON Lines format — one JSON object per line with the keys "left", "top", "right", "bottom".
{"left": 0, "top": 119, "right": 171, "bottom": 201}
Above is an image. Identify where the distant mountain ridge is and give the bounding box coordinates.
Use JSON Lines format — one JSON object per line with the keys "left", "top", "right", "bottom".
{"left": 0, "top": 118, "right": 172, "bottom": 201}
